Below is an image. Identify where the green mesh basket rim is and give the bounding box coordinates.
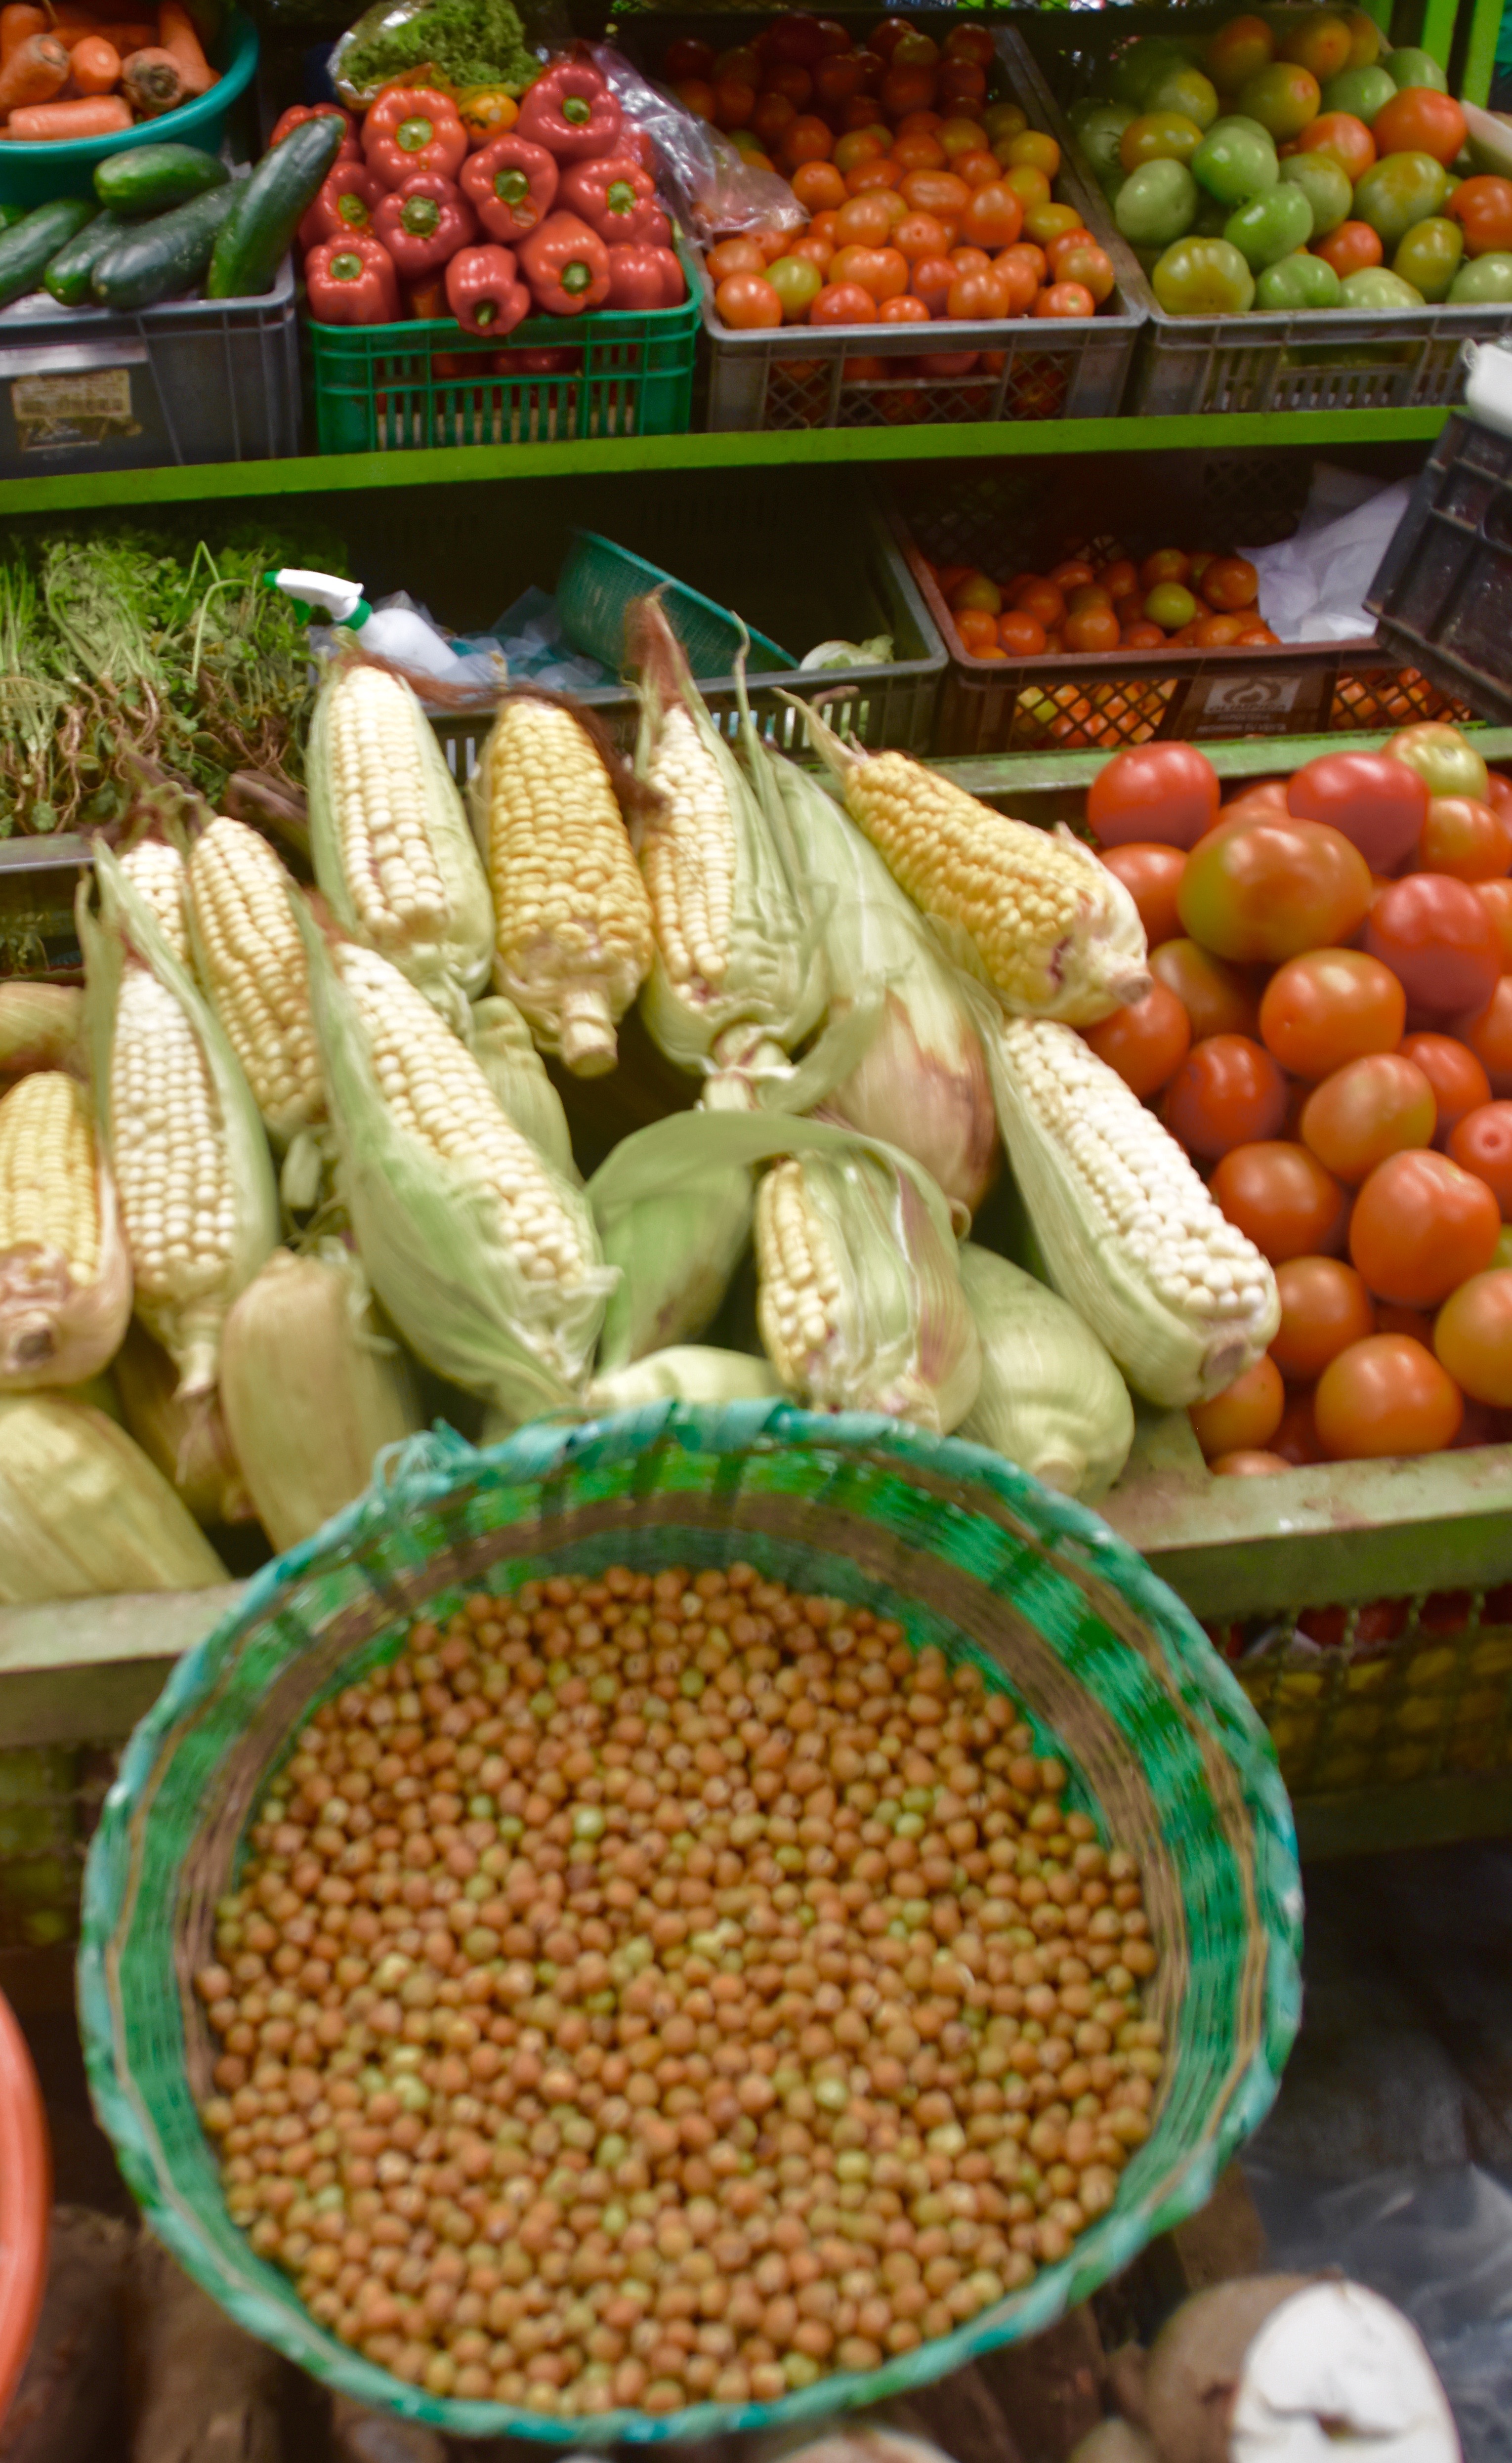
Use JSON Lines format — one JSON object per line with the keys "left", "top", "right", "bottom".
{"left": 78, "top": 1402, "right": 1301, "bottom": 2446}
{"left": 555, "top": 531, "right": 793, "bottom": 679}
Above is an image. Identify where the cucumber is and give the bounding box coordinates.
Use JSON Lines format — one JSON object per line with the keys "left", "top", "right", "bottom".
{"left": 90, "top": 184, "right": 236, "bottom": 312}
{"left": 44, "top": 210, "right": 135, "bottom": 309}
{"left": 0, "top": 199, "right": 96, "bottom": 310}
{"left": 206, "top": 112, "right": 344, "bottom": 299}
{"left": 0, "top": 205, "right": 27, "bottom": 233}
{"left": 95, "top": 142, "right": 229, "bottom": 216}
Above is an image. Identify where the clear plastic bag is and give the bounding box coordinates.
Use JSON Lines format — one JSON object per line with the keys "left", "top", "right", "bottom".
{"left": 590, "top": 42, "right": 804, "bottom": 241}
{"left": 1240, "top": 464, "right": 1414, "bottom": 645}
{"left": 331, "top": 0, "right": 565, "bottom": 109}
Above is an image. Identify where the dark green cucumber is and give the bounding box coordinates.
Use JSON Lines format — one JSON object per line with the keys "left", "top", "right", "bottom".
{"left": 0, "top": 200, "right": 96, "bottom": 310}
{"left": 94, "top": 143, "right": 229, "bottom": 216}
{"left": 90, "top": 184, "right": 236, "bottom": 312}
{"left": 44, "top": 210, "right": 136, "bottom": 309}
{"left": 206, "top": 113, "right": 344, "bottom": 299}
{"left": 0, "top": 204, "right": 28, "bottom": 233}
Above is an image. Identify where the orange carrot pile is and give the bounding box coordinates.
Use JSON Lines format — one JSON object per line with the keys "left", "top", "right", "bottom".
{"left": 0, "top": 0, "right": 217, "bottom": 137}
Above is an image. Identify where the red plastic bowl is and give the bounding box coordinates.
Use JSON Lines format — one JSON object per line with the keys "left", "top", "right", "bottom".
{"left": 0, "top": 1989, "right": 49, "bottom": 2425}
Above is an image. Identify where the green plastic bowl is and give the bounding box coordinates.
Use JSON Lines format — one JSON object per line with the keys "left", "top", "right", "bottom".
{"left": 0, "top": 9, "right": 258, "bottom": 208}
{"left": 557, "top": 528, "right": 792, "bottom": 680}
{"left": 79, "top": 1407, "right": 1301, "bottom": 2446}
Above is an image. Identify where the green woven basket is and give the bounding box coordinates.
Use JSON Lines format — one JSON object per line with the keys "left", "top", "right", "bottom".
{"left": 79, "top": 1404, "right": 1301, "bottom": 2445}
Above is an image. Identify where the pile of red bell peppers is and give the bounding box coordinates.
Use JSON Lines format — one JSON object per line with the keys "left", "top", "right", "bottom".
{"left": 292, "top": 59, "right": 688, "bottom": 334}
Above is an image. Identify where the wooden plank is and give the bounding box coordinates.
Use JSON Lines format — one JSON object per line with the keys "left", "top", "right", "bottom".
{"left": 0, "top": 1586, "right": 240, "bottom": 1749}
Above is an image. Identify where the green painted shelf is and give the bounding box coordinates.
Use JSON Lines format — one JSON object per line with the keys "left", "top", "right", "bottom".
{"left": 0, "top": 403, "right": 1454, "bottom": 514}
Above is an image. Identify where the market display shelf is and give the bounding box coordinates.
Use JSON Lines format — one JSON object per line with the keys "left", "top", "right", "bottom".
{"left": 0, "top": 405, "right": 1456, "bottom": 517}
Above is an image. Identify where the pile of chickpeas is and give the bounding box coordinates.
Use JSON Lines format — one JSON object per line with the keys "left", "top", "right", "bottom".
{"left": 196, "top": 1564, "right": 1162, "bottom": 2419}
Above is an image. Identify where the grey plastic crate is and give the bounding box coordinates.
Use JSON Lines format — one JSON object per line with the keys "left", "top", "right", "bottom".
{"left": 1368, "top": 406, "right": 1512, "bottom": 724}
{"left": 0, "top": 253, "right": 300, "bottom": 475}
{"left": 1010, "top": 27, "right": 1512, "bottom": 417}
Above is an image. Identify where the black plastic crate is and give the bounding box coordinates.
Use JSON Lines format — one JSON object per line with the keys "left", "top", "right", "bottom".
{"left": 1368, "top": 409, "right": 1512, "bottom": 724}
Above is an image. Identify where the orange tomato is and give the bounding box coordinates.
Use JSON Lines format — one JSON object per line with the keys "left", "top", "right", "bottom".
{"left": 1149, "top": 937, "right": 1260, "bottom": 1040}
{"left": 1210, "top": 1141, "right": 1349, "bottom": 1263}
{"left": 1162, "top": 1031, "right": 1288, "bottom": 1159}
{"left": 1448, "top": 1101, "right": 1512, "bottom": 1217}
{"left": 1193, "top": 615, "right": 1248, "bottom": 648}
{"left": 845, "top": 156, "right": 902, "bottom": 193}
{"left": 809, "top": 279, "right": 877, "bottom": 323}
{"left": 673, "top": 78, "right": 715, "bottom": 119}
{"left": 834, "top": 191, "right": 894, "bottom": 246}
{"left": 1063, "top": 601, "right": 1121, "bottom": 648}
{"left": 813, "top": 53, "right": 864, "bottom": 108}
{"left": 955, "top": 151, "right": 1003, "bottom": 189}
{"left": 1002, "top": 128, "right": 1060, "bottom": 178}
{"left": 1300, "top": 1051, "right": 1436, "bottom": 1184}
{"left": 1050, "top": 238, "right": 1116, "bottom": 303}
{"left": 791, "top": 158, "right": 846, "bottom": 211}
{"left": 1178, "top": 813, "right": 1373, "bottom": 964}
{"left": 1297, "top": 110, "right": 1375, "bottom": 181}
{"left": 1098, "top": 843, "right": 1185, "bottom": 947}
{"left": 1209, "top": 1449, "right": 1293, "bottom": 1476}
{"left": 1010, "top": 577, "right": 1065, "bottom": 628}
{"left": 891, "top": 210, "right": 950, "bottom": 263}
{"left": 908, "top": 255, "right": 954, "bottom": 314}
{"left": 1206, "top": 13, "right": 1274, "bottom": 89}
{"left": 1457, "top": 975, "right": 1512, "bottom": 1097}
{"left": 1080, "top": 978, "right": 1192, "bottom": 1096}
{"left": 992, "top": 250, "right": 1040, "bottom": 312}
{"left": 877, "top": 289, "right": 929, "bottom": 323}
{"left": 834, "top": 128, "right": 887, "bottom": 173}
{"left": 1419, "top": 794, "right": 1512, "bottom": 881}
{"left": 1026, "top": 203, "right": 1085, "bottom": 250}
{"left": 1141, "top": 547, "right": 1189, "bottom": 588}
{"left": 1035, "top": 278, "right": 1096, "bottom": 317}
{"left": 936, "top": 115, "right": 988, "bottom": 157}
{"left": 1002, "top": 163, "right": 1051, "bottom": 210}
{"left": 959, "top": 181, "right": 1023, "bottom": 249}
{"left": 1315, "top": 218, "right": 1382, "bottom": 276}
{"left": 948, "top": 265, "right": 1010, "bottom": 318}
{"left": 1476, "top": 877, "right": 1512, "bottom": 968}
{"left": 900, "top": 167, "right": 970, "bottom": 220}
{"left": 788, "top": 232, "right": 835, "bottom": 271}
{"left": 1400, "top": 1031, "right": 1492, "bottom": 1144}
{"left": 1270, "top": 1255, "right": 1376, "bottom": 1379}
{"left": 948, "top": 569, "right": 1000, "bottom": 614}
{"left": 712, "top": 76, "right": 757, "bottom": 128}
{"left": 1258, "top": 947, "right": 1405, "bottom": 1079}
{"left": 781, "top": 114, "right": 835, "bottom": 166}
{"left": 1434, "top": 1267, "right": 1512, "bottom": 1404}
{"left": 891, "top": 129, "right": 946, "bottom": 170}
{"left": 714, "top": 272, "right": 783, "bottom": 328}
{"left": 1279, "top": 9, "right": 1353, "bottom": 79}
{"left": 1272, "top": 1384, "right": 1324, "bottom": 1462}
{"left": 1314, "top": 1333, "right": 1463, "bottom": 1459}
{"left": 1123, "top": 621, "right": 1167, "bottom": 648}
{"left": 1371, "top": 85, "right": 1467, "bottom": 167}
{"left": 827, "top": 241, "right": 905, "bottom": 298}
{"left": 706, "top": 237, "right": 767, "bottom": 282}
{"left": 1448, "top": 174, "right": 1512, "bottom": 257}
{"left": 997, "top": 608, "right": 1047, "bottom": 654}
{"left": 1349, "top": 1147, "right": 1502, "bottom": 1305}
{"left": 1201, "top": 555, "right": 1259, "bottom": 612}
{"left": 1189, "top": 1354, "right": 1286, "bottom": 1459}
{"left": 881, "top": 64, "right": 937, "bottom": 117}
{"left": 955, "top": 607, "right": 999, "bottom": 653}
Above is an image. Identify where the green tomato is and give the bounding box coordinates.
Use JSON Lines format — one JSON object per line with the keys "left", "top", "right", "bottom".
{"left": 1121, "top": 109, "right": 1206, "bottom": 171}
{"left": 1238, "top": 61, "right": 1323, "bottom": 139}
{"left": 1392, "top": 214, "right": 1463, "bottom": 300}
{"left": 1256, "top": 248, "right": 1344, "bottom": 307}
{"left": 1192, "top": 118, "right": 1279, "bottom": 205}
{"left": 1110, "top": 36, "right": 1195, "bottom": 108}
{"left": 1145, "top": 582, "right": 1197, "bottom": 628}
{"left": 1280, "top": 151, "right": 1352, "bottom": 235}
{"left": 1072, "top": 99, "right": 1136, "bottom": 186}
{"left": 1151, "top": 234, "right": 1257, "bottom": 313}
{"left": 1115, "top": 157, "right": 1200, "bottom": 248}
{"left": 1144, "top": 63, "right": 1220, "bottom": 130}
{"left": 1351, "top": 151, "right": 1449, "bottom": 249}
{"left": 1340, "top": 265, "right": 1427, "bottom": 306}
{"left": 1193, "top": 187, "right": 1234, "bottom": 234}
{"left": 1225, "top": 181, "right": 1314, "bottom": 268}
{"left": 1449, "top": 250, "right": 1512, "bottom": 301}
{"left": 1320, "top": 62, "right": 1397, "bottom": 122}
{"left": 766, "top": 256, "right": 823, "bottom": 319}
{"left": 1383, "top": 45, "right": 1448, "bottom": 92}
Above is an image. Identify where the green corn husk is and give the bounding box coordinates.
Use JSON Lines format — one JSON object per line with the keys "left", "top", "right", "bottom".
{"left": 588, "top": 1345, "right": 784, "bottom": 1412}
{"left": 297, "top": 907, "right": 615, "bottom": 1424}
{"left": 469, "top": 994, "right": 578, "bottom": 1182}
{"left": 82, "top": 846, "right": 280, "bottom": 1400}
{"left": 957, "top": 1243, "right": 1134, "bottom": 1504}
{"left": 630, "top": 599, "right": 828, "bottom": 1108}
{"left": 595, "top": 1159, "right": 755, "bottom": 1371}
{"left": 0, "top": 1391, "right": 228, "bottom": 1601}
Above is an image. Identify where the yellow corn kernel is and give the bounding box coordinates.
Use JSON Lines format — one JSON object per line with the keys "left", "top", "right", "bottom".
{"left": 188, "top": 817, "right": 324, "bottom": 1144}
{"left": 119, "top": 839, "right": 191, "bottom": 967}
{"left": 0, "top": 1072, "right": 97, "bottom": 1284}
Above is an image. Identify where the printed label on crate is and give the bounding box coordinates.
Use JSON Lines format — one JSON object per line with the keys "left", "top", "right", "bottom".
{"left": 10, "top": 367, "right": 139, "bottom": 454}
{"left": 1182, "top": 667, "right": 1326, "bottom": 739}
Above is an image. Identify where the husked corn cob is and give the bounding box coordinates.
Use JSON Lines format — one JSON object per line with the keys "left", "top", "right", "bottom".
{"left": 479, "top": 697, "right": 653, "bottom": 1077}
{"left": 640, "top": 702, "right": 738, "bottom": 998}
{"left": 0, "top": 982, "right": 82, "bottom": 1081}
{"left": 188, "top": 818, "right": 324, "bottom": 1144}
{"left": 0, "top": 1071, "right": 131, "bottom": 1389}
{"left": 119, "top": 839, "right": 191, "bottom": 966}
{"left": 791, "top": 700, "right": 1149, "bottom": 1027}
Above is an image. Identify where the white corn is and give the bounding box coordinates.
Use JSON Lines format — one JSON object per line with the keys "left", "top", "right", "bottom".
{"left": 120, "top": 839, "right": 191, "bottom": 967}
{"left": 188, "top": 817, "right": 324, "bottom": 1144}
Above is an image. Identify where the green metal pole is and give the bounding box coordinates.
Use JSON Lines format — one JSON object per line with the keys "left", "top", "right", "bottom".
{"left": 1418, "top": 0, "right": 1460, "bottom": 69}
{"left": 1461, "top": 0, "right": 1502, "bottom": 103}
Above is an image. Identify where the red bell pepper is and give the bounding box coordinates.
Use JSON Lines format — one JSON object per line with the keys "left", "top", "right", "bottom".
{"left": 558, "top": 154, "right": 658, "bottom": 246}
{"left": 363, "top": 86, "right": 467, "bottom": 190}
{"left": 516, "top": 211, "right": 611, "bottom": 314}
{"left": 446, "top": 241, "right": 530, "bottom": 337}
{"left": 271, "top": 101, "right": 359, "bottom": 161}
{"left": 642, "top": 206, "right": 672, "bottom": 248}
{"left": 304, "top": 234, "right": 399, "bottom": 325}
{"left": 460, "top": 131, "right": 557, "bottom": 243}
{"left": 604, "top": 241, "right": 685, "bottom": 310}
{"left": 621, "top": 125, "right": 657, "bottom": 175}
{"left": 373, "top": 172, "right": 476, "bottom": 279}
{"left": 298, "top": 160, "right": 383, "bottom": 251}
{"left": 515, "top": 60, "right": 621, "bottom": 162}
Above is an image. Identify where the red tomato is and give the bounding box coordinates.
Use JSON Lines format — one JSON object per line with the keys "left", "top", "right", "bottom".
{"left": 1063, "top": 603, "right": 1121, "bottom": 650}
{"left": 1448, "top": 174, "right": 1512, "bottom": 257}
{"left": 1209, "top": 1449, "right": 1293, "bottom": 1476}
{"left": 1161, "top": 1033, "right": 1288, "bottom": 1159}
{"left": 1364, "top": 874, "right": 1503, "bottom": 1018}
{"left": 1270, "top": 1255, "right": 1376, "bottom": 1380}
{"left": 1259, "top": 948, "right": 1405, "bottom": 1080}
{"left": 996, "top": 608, "right": 1046, "bottom": 654}
{"left": 1477, "top": 877, "right": 1512, "bottom": 969}
{"left": 1419, "top": 795, "right": 1512, "bottom": 881}
{"left": 1200, "top": 556, "right": 1259, "bottom": 613}
{"left": 1434, "top": 1268, "right": 1512, "bottom": 1405}
{"left": 1086, "top": 742, "right": 1219, "bottom": 851}
{"left": 1216, "top": 781, "right": 1291, "bottom": 833}
{"left": 1370, "top": 86, "right": 1467, "bottom": 167}
{"left": 1456, "top": 977, "right": 1512, "bottom": 1096}
{"left": 1315, "top": 219, "right": 1383, "bottom": 276}
{"left": 1297, "top": 110, "right": 1375, "bottom": 181}
{"left": 1300, "top": 1052, "right": 1437, "bottom": 1186}
{"left": 809, "top": 280, "right": 878, "bottom": 323}
{"left": 1271, "top": 1384, "right": 1324, "bottom": 1463}
{"left": 1080, "top": 980, "right": 1191, "bottom": 1097}
{"left": 1285, "top": 750, "right": 1427, "bottom": 872}
{"left": 1150, "top": 938, "right": 1260, "bottom": 1041}
{"left": 1178, "top": 815, "right": 1373, "bottom": 964}
{"left": 1210, "top": 1141, "right": 1349, "bottom": 1263}
{"left": 1314, "top": 1334, "right": 1463, "bottom": 1460}
{"left": 1098, "top": 844, "right": 1186, "bottom": 948}
{"left": 1188, "top": 1354, "right": 1285, "bottom": 1459}
{"left": 1349, "top": 1148, "right": 1502, "bottom": 1305}
{"left": 1448, "top": 1102, "right": 1512, "bottom": 1217}
{"left": 714, "top": 273, "right": 783, "bottom": 328}
{"left": 1401, "top": 1032, "right": 1492, "bottom": 1143}
{"left": 1035, "top": 280, "right": 1097, "bottom": 316}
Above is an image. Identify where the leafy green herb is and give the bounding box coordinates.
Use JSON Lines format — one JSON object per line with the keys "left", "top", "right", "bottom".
{"left": 337, "top": 0, "right": 539, "bottom": 99}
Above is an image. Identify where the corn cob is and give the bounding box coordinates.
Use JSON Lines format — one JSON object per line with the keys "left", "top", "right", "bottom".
{"left": 588, "top": 1346, "right": 783, "bottom": 1412}
{"left": 0, "top": 1391, "right": 227, "bottom": 1602}
{"left": 187, "top": 817, "right": 325, "bottom": 1150}
{"left": 307, "top": 661, "right": 493, "bottom": 1030}
{"left": 973, "top": 997, "right": 1279, "bottom": 1407}
{"left": 476, "top": 695, "right": 653, "bottom": 1077}
{"left": 0, "top": 983, "right": 82, "bottom": 1081}
{"left": 957, "top": 1242, "right": 1134, "bottom": 1504}
{"left": 469, "top": 995, "right": 577, "bottom": 1182}
{"left": 789, "top": 699, "right": 1150, "bottom": 1027}
{"left": 0, "top": 1070, "right": 131, "bottom": 1390}
{"left": 119, "top": 838, "right": 191, "bottom": 967}
{"left": 595, "top": 1162, "right": 754, "bottom": 1369}
{"left": 112, "top": 1318, "right": 253, "bottom": 1530}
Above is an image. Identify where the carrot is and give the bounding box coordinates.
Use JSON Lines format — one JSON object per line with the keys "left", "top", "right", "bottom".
{"left": 0, "top": 30, "right": 70, "bottom": 116}
{"left": 68, "top": 32, "right": 118, "bottom": 86}
{"left": 78, "top": 20, "right": 153, "bottom": 46}
{"left": 0, "top": 6, "right": 44, "bottom": 63}
{"left": 157, "top": 0, "right": 212, "bottom": 93}
{"left": 120, "top": 42, "right": 181, "bottom": 111}
{"left": 7, "top": 88, "right": 127, "bottom": 129}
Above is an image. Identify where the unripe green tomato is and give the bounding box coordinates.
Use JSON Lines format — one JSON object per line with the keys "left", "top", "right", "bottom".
{"left": 1449, "top": 249, "right": 1512, "bottom": 301}
{"left": 1144, "top": 63, "right": 1220, "bottom": 130}
{"left": 1340, "top": 264, "right": 1426, "bottom": 305}
{"left": 1151, "top": 233, "right": 1258, "bottom": 312}
{"left": 1280, "top": 151, "right": 1352, "bottom": 234}
{"left": 1193, "top": 187, "right": 1234, "bottom": 233}
{"left": 1392, "top": 214, "right": 1463, "bottom": 300}
{"left": 1110, "top": 35, "right": 1194, "bottom": 108}
{"left": 1115, "top": 156, "right": 1199, "bottom": 247}
{"left": 1225, "top": 180, "right": 1314, "bottom": 267}
{"left": 1238, "top": 61, "right": 1323, "bottom": 139}
{"left": 766, "top": 255, "right": 823, "bottom": 319}
{"left": 1071, "top": 99, "right": 1136, "bottom": 185}
{"left": 1351, "top": 150, "right": 1450, "bottom": 248}
{"left": 1145, "top": 581, "right": 1197, "bottom": 628}
{"left": 1383, "top": 44, "right": 1448, "bottom": 91}
{"left": 1320, "top": 62, "right": 1397, "bottom": 122}
{"left": 1388, "top": 719, "right": 1489, "bottom": 801}
{"left": 1192, "top": 118, "right": 1279, "bottom": 204}
{"left": 1256, "top": 246, "right": 1343, "bottom": 306}
{"left": 1120, "top": 108, "right": 1206, "bottom": 172}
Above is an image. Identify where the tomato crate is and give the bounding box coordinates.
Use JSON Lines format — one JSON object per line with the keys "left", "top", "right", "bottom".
{"left": 1367, "top": 409, "right": 1512, "bottom": 729}
{"left": 615, "top": 13, "right": 1142, "bottom": 431}
{"left": 305, "top": 246, "right": 700, "bottom": 454}
{"left": 885, "top": 449, "right": 1475, "bottom": 755}
{"left": 1010, "top": 22, "right": 1510, "bottom": 418}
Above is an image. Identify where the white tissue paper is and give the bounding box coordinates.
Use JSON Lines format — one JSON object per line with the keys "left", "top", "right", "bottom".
{"left": 1242, "top": 465, "right": 1413, "bottom": 645}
